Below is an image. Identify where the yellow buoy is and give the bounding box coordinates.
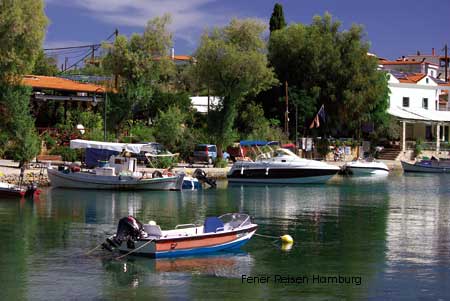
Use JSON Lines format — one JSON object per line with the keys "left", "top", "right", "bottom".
{"left": 281, "top": 234, "right": 294, "bottom": 244}
{"left": 281, "top": 242, "right": 293, "bottom": 251}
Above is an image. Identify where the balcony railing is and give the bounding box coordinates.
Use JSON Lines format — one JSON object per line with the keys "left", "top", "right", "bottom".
{"left": 406, "top": 140, "right": 450, "bottom": 151}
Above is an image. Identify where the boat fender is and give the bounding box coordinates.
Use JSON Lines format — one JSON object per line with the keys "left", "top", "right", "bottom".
{"left": 265, "top": 167, "right": 269, "bottom": 176}
{"left": 241, "top": 167, "right": 244, "bottom": 175}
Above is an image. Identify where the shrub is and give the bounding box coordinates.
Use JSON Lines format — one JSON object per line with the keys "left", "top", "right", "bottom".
{"left": 50, "top": 146, "right": 81, "bottom": 162}
{"left": 214, "top": 158, "right": 228, "bottom": 168}
{"left": 414, "top": 138, "right": 423, "bottom": 157}
{"left": 316, "top": 139, "right": 331, "bottom": 158}
{"left": 148, "top": 155, "right": 177, "bottom": 169}
{"left": 42, "top": 132, "right": 56, "bottom": 149}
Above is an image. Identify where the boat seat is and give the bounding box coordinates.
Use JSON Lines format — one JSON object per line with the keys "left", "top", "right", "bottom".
{"left": 204, "top": 217, "right": 224, "bottom": 233}
{"left": 143, "top": 224, "right": 162, "bottom": 238}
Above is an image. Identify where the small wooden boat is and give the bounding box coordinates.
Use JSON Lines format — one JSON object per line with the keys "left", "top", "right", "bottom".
{"left": 0, "top": 182, "right": 39, "bottom": 198}
{"left": 401, "top": 159, "right": 450, "bottom": 173}
{"left": 102, "top": 213, "right": 257, "bottom": 258}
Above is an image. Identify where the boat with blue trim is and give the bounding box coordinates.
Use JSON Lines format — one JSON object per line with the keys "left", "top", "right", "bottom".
{"left": 401, "top": 159, "right": 450, "bottom": 173}
{"left": 102, "top": 213, "right": 257, "bottom": 258}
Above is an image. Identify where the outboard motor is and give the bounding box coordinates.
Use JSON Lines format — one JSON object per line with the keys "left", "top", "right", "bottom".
{"left": 103, "top": 216, "right": 145, "bottom": 251}
{"left": 193, "top": 168, "right": 217, "bottom": 188}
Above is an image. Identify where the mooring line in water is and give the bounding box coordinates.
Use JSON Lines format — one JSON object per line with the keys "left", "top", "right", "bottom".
{"left": 254, "top": 233, "right": 280, "bottom": 239}
{"left": 115, "top": 239, "right": 155, "bottom": 260}
{"left": 85, "top": 243, "right": 104, "bottom": 255}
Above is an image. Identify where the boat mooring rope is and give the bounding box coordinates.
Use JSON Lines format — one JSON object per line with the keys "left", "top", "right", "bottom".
{"left": 254, "top": 233, "right": 281, "bottom": 239}
{"left": 255, "top": 233, "right": 294, "bottom": 245}
{"left": 85, "top": 243, "right": 104, "bottom": 255}
{"left": 115, "top": 239, "right": 155, "bottom": 260}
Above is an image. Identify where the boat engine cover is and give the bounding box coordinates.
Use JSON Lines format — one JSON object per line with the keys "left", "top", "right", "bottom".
{"left": 115, "top": 216, "right": 144, "bottom": 244}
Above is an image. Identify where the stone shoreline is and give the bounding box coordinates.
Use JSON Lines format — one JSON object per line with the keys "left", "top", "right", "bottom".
{"left": 0, "top": 160, "right": 403, "bottom": 186}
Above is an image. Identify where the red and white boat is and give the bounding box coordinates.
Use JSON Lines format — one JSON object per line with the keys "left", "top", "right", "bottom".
{"left": 102, "top": 213, "right": 258, "bottom": 258}
{"left": 0, "top": 182, "right": 39, "bottom": 198}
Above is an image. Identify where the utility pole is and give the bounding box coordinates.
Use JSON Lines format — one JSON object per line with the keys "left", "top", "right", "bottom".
{"left": 445, "top": 43, "right": 448, "bottom": 82}
{"left": 285, "top": 80, "right": 289, "bottom": 137}
{"left": 114, "top": 28, "right": 119, "bottom": 90}
{"left": 91, "top": 45, "right": 95, "bottom": 65}
{"left": 64, "top": 57, "right": 68, "bottom": 71}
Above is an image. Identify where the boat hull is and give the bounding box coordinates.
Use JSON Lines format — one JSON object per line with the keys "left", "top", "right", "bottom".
{"left": 118, "top": 226, "right": 257, "bottom": 258}
{"left": 227, "top": 167, "right": 338, "bottom": 184}
{"left": 401, "top": 161, "right": 450, "bottom": 173}
{"left": 347, "top": 166, "right": 389, "bottom": 176}
{"left": 47, "top": 168, "right": 183, "bottom": 190}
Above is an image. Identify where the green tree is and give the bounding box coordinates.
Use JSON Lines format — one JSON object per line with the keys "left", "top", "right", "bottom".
{"left": 268, "top": 13, "right": 389, "bottom": 138}
{"left": 0, "top": 0, "right": 48, "bottom": 82}
{"left": 32, "top": 50, "right": 59, "bottom": 76}
{"left": 192, "top": 18, "right": 277, "bottom": 155}
{"left": 237, "top": 101, "right": 286, "bottom": 141}
{"left": 153, "top": 106, "right": 186, "bottom": 151}
{"left": 269, "top": 3, "right": 287, "bottom": 33}
{"left": 0, "top": 0, "right": 48, "bottom": 162}
{"left": 0, "top": 85, "right": 40, "bottom": 162}
{"left": 103, "top": 14, "right": 175, "bottom": 134}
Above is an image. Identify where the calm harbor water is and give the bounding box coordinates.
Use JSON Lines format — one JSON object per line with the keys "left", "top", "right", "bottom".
{"left": 0, "top": 174, "right": 449, "bottom": 300}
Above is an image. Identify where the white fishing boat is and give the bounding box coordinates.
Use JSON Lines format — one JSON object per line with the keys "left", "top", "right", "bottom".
{"left": 47, "top": 139, "right": 184, "bottom": 191}
{"left": 47, "top": 166, "right": 183, "bottom": 190}
{"left": 343, "top": 160, "right": 389, "bottom": 176}
{"left": 227, "top": 148, "right": 339, "bottom": 184}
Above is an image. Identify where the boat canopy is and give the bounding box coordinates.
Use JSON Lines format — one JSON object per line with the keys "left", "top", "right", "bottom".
{"left": 70, "top": 139, "right": 147, "bottom": 154}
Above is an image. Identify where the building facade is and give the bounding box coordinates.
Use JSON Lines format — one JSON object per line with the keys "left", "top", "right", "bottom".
{"left": 386, "top": 71, "right": 450, "bottom": 153}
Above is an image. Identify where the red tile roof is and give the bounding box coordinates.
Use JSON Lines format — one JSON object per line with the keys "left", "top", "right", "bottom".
{"left": 380, "top": 59, "right": 438, "bottom": 66}
{"left": 397, "top": 73, "right": 427, "bottom": 83}
{"left": 22, "top": 75, "right": 109, "bottom": 93}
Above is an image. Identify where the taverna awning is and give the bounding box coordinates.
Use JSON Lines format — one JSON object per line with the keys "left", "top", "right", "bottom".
{"left": 388, "top": 106, "right": 450, "bottom": 123}
{"left": 70, "top": 139, "right": 146, "bottom": 154}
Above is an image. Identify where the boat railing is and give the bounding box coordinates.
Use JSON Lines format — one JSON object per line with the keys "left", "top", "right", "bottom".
{"left": 175, "top": 223, "right": 197, "bottom": 229}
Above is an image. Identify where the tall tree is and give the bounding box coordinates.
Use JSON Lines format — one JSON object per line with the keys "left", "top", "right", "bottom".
{"left": 192, "top": 18, "right": 277, "bottom": 155}
{"left": 0, "top": 0, "right": 48, "bottom": 162}
{"left": 102, "top": 14, "right": 175, "bottom": 134}
{"left": 268, "top": 13, "right": 389, "bottom": 138}
{"left": 32, "top": 50, "right": 59, "bottom": 76}
{"left": 269, "top": 3, "right": 287, "bottom": 33}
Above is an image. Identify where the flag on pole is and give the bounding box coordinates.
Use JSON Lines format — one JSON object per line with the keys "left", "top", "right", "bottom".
{"left": 309, "top": 105, "right": 326, "bottom": 129}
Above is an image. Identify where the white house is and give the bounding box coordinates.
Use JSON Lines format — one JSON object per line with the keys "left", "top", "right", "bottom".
{"left": 387, "top": 71, "right": 450, "bottom": 152}
{"left": 190, "top": 96, "right": 220, "bottom": 114}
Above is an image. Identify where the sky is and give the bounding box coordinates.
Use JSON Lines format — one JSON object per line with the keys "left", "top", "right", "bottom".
{"left": 44, "top": 0, "right": 450, "bottom": 66}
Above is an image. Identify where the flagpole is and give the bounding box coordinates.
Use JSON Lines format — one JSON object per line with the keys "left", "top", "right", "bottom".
{"left": 285, "top": 80, "right": 289, "bottom": 137}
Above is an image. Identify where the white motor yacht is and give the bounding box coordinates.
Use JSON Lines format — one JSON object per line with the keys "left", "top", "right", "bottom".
{"left": 343, "top": 160, "right": 389, "bottom": 176}
{"left": 227, "top": 148, "right": 340, "bottom": 184}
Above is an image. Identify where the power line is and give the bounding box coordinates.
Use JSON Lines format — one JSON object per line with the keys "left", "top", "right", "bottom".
{"left": 44, "top": 44, "right": 102, "bottom": 51}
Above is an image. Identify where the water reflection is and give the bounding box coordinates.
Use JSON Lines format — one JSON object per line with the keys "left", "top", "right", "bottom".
{"left": 0, "top": 174, "right": 449, "bottom": 299}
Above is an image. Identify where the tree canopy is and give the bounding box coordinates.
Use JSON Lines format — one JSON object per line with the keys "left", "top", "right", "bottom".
{"left": 0, "top": 0, "right": 48, "bottom": 83}
{"left": 269, "top": 3, "right": 287, "bottom": 33}
{"left": 192, "top": 18, "right": 277, "bottom": 153}
{"left": 102, "top": 14, "right": 176, "bottom": 132}
{"left": 268, "top": 13, "right": 389, "bottom": 138}
{"left": 0, "top": 0, "right": 47, "bottom": 162}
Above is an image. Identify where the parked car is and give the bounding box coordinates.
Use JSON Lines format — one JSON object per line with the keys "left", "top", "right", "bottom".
{"left": 192, "top": 144, "right": 217, "bottom": 165}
